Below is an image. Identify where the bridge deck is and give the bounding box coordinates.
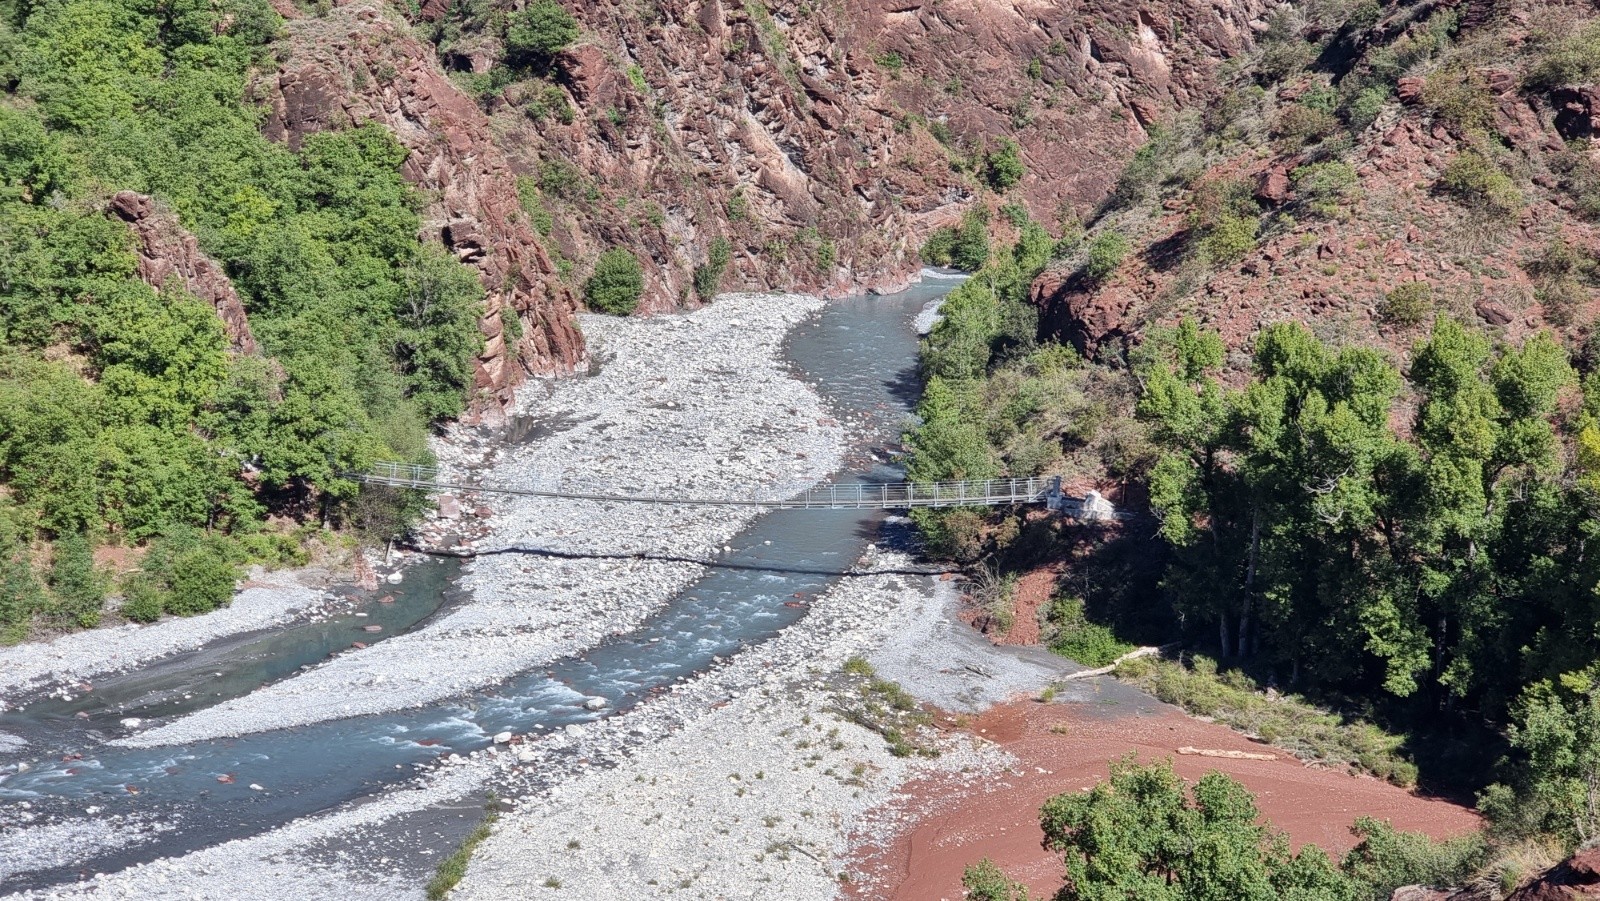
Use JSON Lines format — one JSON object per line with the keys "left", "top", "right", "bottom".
{"left": 351, "top": 463, "right": 1086, "bottom": 512}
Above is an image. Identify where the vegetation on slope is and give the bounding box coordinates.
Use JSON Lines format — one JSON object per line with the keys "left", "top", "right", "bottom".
{"left": 0, "top": 0, "right": 483, "bottom": 638}
{"left": 903, "top": 0, "right": 1600, "bottom": 892}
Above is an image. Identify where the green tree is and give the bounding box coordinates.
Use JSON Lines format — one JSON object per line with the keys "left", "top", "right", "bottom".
{"left": 47, "top": 532, "right": 106, "bottom": 628}
{"left": 504, "top": 0, "right": 579, "bottom": 71}
{"left": 984, "top": 139, "right": 1025, "bottom": 192}
{"left": 1036, "top": 758, "right": 1356, "bottom": 901}
{"left": 584, "top": 247, "right": 645, "bottom": 314}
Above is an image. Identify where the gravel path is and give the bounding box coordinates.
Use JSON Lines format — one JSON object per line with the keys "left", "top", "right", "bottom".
{"left": 117, "top": 294, "right": 845, "bottom": 746}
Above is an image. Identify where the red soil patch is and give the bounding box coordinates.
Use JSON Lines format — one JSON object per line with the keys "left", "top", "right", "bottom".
{"left": 995, "top": 567, "right": 1056, "bottom": 646}
{"left": 960, "top": 565, "right": 1059, "bottom": 645}
{"left": 847, "top": 701, "right": 1481, "bottom": 901}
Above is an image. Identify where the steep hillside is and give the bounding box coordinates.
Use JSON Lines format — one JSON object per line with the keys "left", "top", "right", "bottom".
{"left": 1035, "top": 0, "right": 1600, "bottom": 365}
{"left": 404, "top": 0, "right": 1275, "bottom": 313}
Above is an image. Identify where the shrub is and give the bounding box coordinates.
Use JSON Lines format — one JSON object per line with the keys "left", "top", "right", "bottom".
{"left": 1272, "top": 103, "right": 1340, "bottom": 149}
{"left": 584, "top": 248, "right": 645, "bottom": 314}
{"left": 1085, "top": 231, "right": 1130, "bottom": 280}
{"left": 693, "top": 238, "right": 732, "bottom": 299}
{"left": 1343, "top": 84, "right": 1389, "bottom": 132}
{"left": 1526, "top": 23, "right": 1600, "bottom": 90}
{"left": 1422, "top": 68, "right": 1494, "bottom": 131}
{"left": 1292, "top": 160, "right": 1360, "bottom": 217}
{"left": 162, "top": 545, "right": 239, "bottom": 616}
{"left": 538, "top": 158, "right": 590, "bottom": 201}
{"left": 1116, "top": 655, "right": 1417, "bottom": 785}
{"left": 1379, "top": 282, "right": 1433, "bottom": 327}
{"left": 1439, "top": 152, "right": 1523, "bottom": 218}
{"left": 1341, "top": 817, "right": 1488, "bottom": 900}
{"left": 1110, "top": 126, "right": 1173, "bottom": 207}
{"left": 1199, "top": 214, "right": 1258, "bottom": 263}
{"left": 503, "top": 0, "right": 579, "bottom": 71}
{"left": 119, "top": 574, "right": 167, "bottom": 624}
{"left": 963, "top": 859, "right": 1030, "bottom": 901}
{"left": 1048, "top": 596, "right": 1133, "bottom": 667}
{"left": 983, "top": 139, "right": 1024, "bottom": 192}
{"left": 875, "top": 50, "right": 904, "bottom": 74}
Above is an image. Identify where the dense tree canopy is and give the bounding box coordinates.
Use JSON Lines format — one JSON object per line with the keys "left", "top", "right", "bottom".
{"left": 0, "top": 0, "right": 483, "bottom": 635}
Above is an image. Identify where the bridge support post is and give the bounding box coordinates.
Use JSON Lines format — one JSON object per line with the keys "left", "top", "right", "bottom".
{"left": 1045, "top": 476, "right": 1065, "bottom": 514}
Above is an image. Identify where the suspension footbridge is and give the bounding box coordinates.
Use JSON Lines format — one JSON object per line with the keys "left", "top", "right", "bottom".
{"left": 349, "top": 462, "right": 1120, "bottom": 520}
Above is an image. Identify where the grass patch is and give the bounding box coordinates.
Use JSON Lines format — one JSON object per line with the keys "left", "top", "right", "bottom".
{"left": 836, "top": 663, "right": 938, "bottom": 759}
{"left": 1115, "top": 654, "right": 1418, "bottom": 787}
{"left": 424, "top": 805, "right": 500, "bottom": 900}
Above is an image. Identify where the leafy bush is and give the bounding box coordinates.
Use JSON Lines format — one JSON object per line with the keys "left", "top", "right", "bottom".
{"left": 1048, "top": 596, "right": 1133, "bottom": 666}
{"left": 983, "top": 139, "right": 1024, "bottom": 192}
{"left": 1110, "top": 126, "right": 1175, "bottom": 208}
{"left": 1422, "top": 68, "right": 1495, "bottom": 132}
{"left": 962, "top": 859, "right": 1030, "bottom": 901}
{"left": 1526, "top": 23, "right": 1600, "bottom": 90}
{"left": 920, "top": 208, "right": 990, "bottom": 271}
{"left": 503, "top": 0, "right": 579, "bottom": 71}
{"left": 1272, "top": 103, "right": 1341, "bottom": 149}
{"left": 1200, "top": 214, "right": 1259, "bottom": 263}
{"left": 1379, "top": 282, "right": 1433, "bottom": 327}
{"left": 1343, "top": 818, "right": 1488, "bottom": 899}
{"left": 584, "top": 248, "right": 645, "bottom": 315}
{"left": 1439, "top": 152, "right": 1523, "bottom": 218}
{"left": 693, "top": 238, "right": 732, "bottom": 299}
{"left": 119, "top": 574, "right": 167, "bottom": 624}
{"left": 1343, "top": 85, "right": 1390, "bottom": 132}
{"left": 1085, "top": 231, "right": 1130, "bottom": 280}
{"left": 1292, "top": 160, "right": 1361, "bottom": 217}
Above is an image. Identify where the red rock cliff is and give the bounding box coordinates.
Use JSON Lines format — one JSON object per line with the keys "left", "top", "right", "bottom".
{"left": 257, "top": 0, "right": 586, "bottom": 422}
{"left": 108, "top": 191, "right": 258, "bottom": 354}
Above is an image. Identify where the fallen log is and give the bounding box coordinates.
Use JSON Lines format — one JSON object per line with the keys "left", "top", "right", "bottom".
{"left": 1177, "top": 747, "right": 1278, "bottom": 761}
{"left": 1058, "top": 645, "right": 1165, "bottom": 681}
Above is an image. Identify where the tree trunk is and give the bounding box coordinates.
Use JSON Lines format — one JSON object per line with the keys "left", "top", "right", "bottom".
{"left": 1240, "top": 506, "right": 1260, "bottom": 657}
{"left": 1219, "top": 615, "right": 1232, "bottom": 658}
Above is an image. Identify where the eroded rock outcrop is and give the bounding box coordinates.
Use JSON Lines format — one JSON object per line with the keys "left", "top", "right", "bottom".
{"left": 423, "top": 0, "right": 1275, "bottom": 310}
{"left": 108, "top": 191, "right": 257, "bottom": 354}
{"left": 251, "top": 0, "right": 1274, "bottom": 412}
{"left": 258, "top": 0, "right": 585, "bottom": 421}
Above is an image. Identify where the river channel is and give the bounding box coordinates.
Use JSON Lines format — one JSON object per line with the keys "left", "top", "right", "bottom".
{"left": 0, "top": 276, "right": 961, "bottom": 892}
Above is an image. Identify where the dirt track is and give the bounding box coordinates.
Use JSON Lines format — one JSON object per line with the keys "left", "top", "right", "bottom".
{"left": 846, "top": 698, "right": 1483, "bottom": 900}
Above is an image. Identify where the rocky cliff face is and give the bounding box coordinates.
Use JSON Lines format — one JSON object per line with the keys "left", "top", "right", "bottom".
{"left": 1032, "top": 0, "right": 1600, "bottom": 363}
{"left": 251, "top": 0, "right": 1274, "bottom": 413}
{"left": 433, "top": 0, "right": 1274, "bottom": 312}
{"left": 257, "top": 0, "right": 586, "bottom": 421}
{"left": 108, "top": 191, "right": 258, "bottom": 354}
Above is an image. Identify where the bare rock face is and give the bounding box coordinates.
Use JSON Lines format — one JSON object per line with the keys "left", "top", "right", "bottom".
{"left": 107, "top": 191, "right": 257, "bottom": 354}
{"left": 447, "top": 0, "right": 1273, "bottom": 311}
{"left": 257, "top": 1, "right": 585, "bottom": 422}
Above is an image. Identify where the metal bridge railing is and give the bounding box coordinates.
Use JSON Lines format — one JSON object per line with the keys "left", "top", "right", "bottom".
{"left": 349, "top": 463, "right": 1069, "bottom": 511}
